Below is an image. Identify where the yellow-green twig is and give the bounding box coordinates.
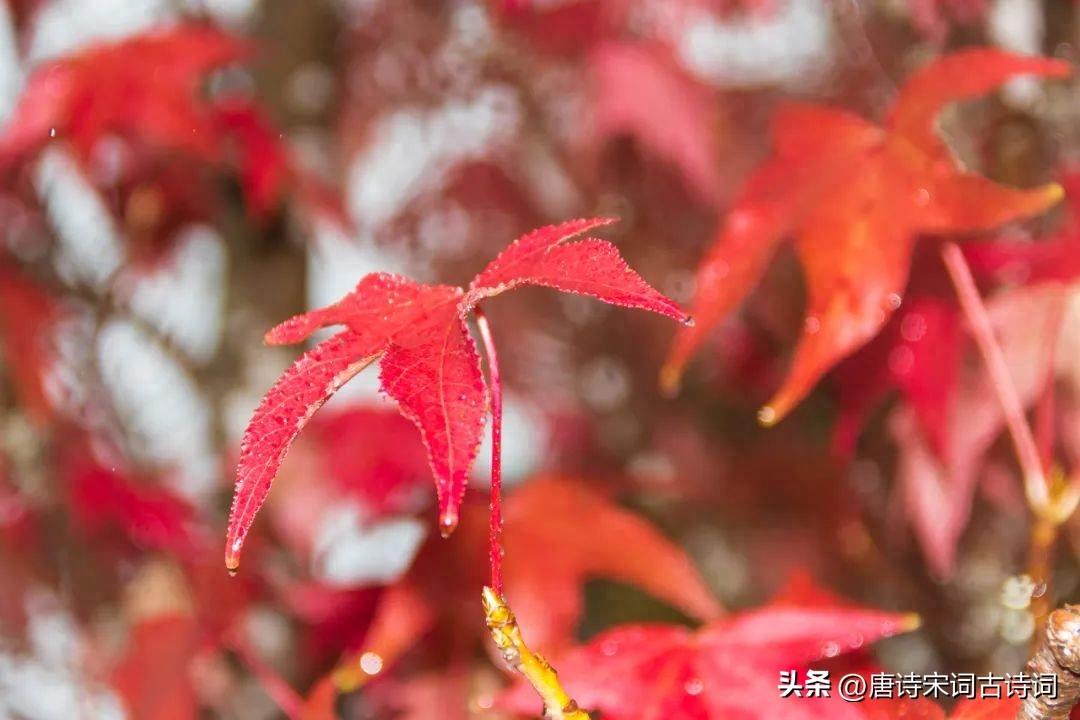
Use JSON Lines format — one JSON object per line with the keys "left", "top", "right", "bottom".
{"left": 483, "top": 587, "right": 590, "bottom": 720}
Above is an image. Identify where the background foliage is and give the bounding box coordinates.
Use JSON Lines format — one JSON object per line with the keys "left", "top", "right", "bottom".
{"left": 0, "top": 0, "right": 1079, "bottom": 718}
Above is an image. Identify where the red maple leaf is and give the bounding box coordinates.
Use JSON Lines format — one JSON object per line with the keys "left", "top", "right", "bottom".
{"left": 500, "top": 581, "right": 917, "bottom": 719}
{"left": 662, "top": 49, "right": 1070, "bottom": 425}
{"left": 226, "top": 218, "right": 688, "bottom": 571}
{"left": 832, "top": 170, "right": 1080, "bottom": 460}
{"left": 0, "top": 26, "right": 247, "bottom": 168}
{"left": 328, "top": 476, "right": 720, "bottom": 693}
{"left": 0, "top": 26, "right": 342, "bottom": 259}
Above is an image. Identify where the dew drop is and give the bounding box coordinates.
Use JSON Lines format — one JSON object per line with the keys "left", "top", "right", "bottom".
{"left": 886, "top": 293, "right": 902, "bottom": 310}
{"left": 439, "top": 513, "right": 459, "bottom": 538}
{"left": 359, "top": 651, "right": 383, "bottom": 675}
{"left": 804, "top": 316, "right": 820, "bottom": 334}
{"left": 822, "top": 641, "right": 840, "bottom": 658}
{"left": 49, "top": 127, "right": 56, "bottom": 138}
{"left": 914, "top": 188, "right": 931, "bottom": 207}
{"left": 685, "top": 678, "right": 704, "bottom": 696}
{"left": 601, "top": 639, "right": 620, "bottom": 657}
{"left": 682, "top": 315, "right": 695, "bottom": 328}
{"left": 757, "top": 406, "right": 777, "bottom": 426}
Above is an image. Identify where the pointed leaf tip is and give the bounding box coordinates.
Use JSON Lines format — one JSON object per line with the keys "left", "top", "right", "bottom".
{"left": 225, "top": 551, "right": 239, "bottom": 576}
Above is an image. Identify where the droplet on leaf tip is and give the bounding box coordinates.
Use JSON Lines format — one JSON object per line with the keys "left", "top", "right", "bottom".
{"left": 225, "top": 547, "right": 241, "bottom": 576}
{"left": 439, "top": 511, "right": 459, "bottom": 538}
{"left": 757, "top": 405, "right": 777, "bottom": 427}
{"left": 681, "top": 315, "right": 695, "bottom": 328}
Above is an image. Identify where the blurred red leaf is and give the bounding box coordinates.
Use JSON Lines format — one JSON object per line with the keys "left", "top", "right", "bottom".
{"left": 68, "top": 454, "right": 200, "bottom": 557}
{"left": 331, "top": 476, "right": 720, "bottom": 691}
{"left": 227, "top": 219, "right": 687, "bottom": 570}
{"left": 833, "top": 296, "right": 963, "bottom": 459}
{"left": 0, "top": 26, "right": 247, "bottom": 168}
{"left": 589, "top": 41, "right": 722, "bottom": 205}
{"left": 890, "top": 283, "right": 1065, "bottom": 577}
{"left": 500, "top": 477, "right": 722, "bottom": 655}
{"left": 0, "top": 26, "right": 343, "bottom": 260}
{"left": 833, "top": 171, "right": 1080, "bottom": 459}
{"left": 663, "top": 49, "right": 1069, "bottom": 423}
{"left": 500, "top": 586, "right": 917, "bottom": 719}
{"left": 310, "top": 407, "right": 432, "bottom": 518}
{"left": 113, "top": 614, "right": 200, "bottom": 720}
{"left": 278, "top": 580, "right": 381, "bottom": 664}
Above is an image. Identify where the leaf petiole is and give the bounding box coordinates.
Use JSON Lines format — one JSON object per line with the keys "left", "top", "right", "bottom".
{"left": 474, "top": 306, "right": 504, "bottom": 595}
{"left": 940, "top": 241, "right": 1049, "bottom": 511}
